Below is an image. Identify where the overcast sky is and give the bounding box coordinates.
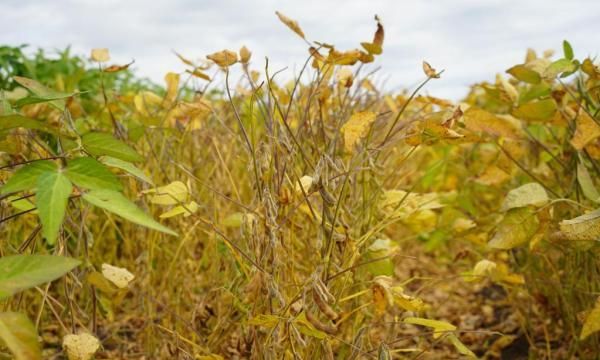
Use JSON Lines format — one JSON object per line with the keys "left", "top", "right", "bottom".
{"left": 2, "top": 0, "right": 599, "bottom": 99}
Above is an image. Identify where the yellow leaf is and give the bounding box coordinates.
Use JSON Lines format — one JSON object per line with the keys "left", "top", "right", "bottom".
{"left": 248, "top": 314, "right": 282, "bottom": 328}
{"left": 392, "top": 286, "right": 426, "bottom": 312}
{"left": 403, "top": 317, "right": 456, "bottom": 339}
{"left": 91, "top": 48, "right": 110, "bottom": 62}
{"left": 206, "top": 49, "right": 238, "bottom": 67}
{"left": 512, "top": 99, "right": 557, "bottom": 122}
{"left": 500, "top": 182, "right": 549, "bottom": 211}
{"left": 197, "top": 355, "right": 224, "bottom": 360}
{"left": 62, "top": 333, "right": 101, "bottom": 360}
{"left": 447, "top": 333, "right": 477, "bottom": 358}
{"left": 185, "top": 69, "right": 211, "bottom": 81}
{"left": 453, "top": 217, "right": 476, "bottom": 232}
{"left": 144, "top": 181, "right": 189, "bottom": 205}
{"left": 360, "top": 15, "right": 384, "bottom": 55}
{"left": 86, "top": 271, "right": 117, "bottom": 294}
{"left": 174, "top": 51, "right": 195, "bottom": 67}
{"left": 581, "top": 297, "right": 600, "bottom": 340}
{"left": 340, "top": 111, "right": 377, "bottom": 151}
{"left": 164, "top": 72, "right": 180, "bottom": 104}
{"left": 463, "top": 107, "right": 522, "bottom": 139}
{"left": 327, "top": 48, "right": 363, "bottom": 66}
{"left": 570, "top": 111, "right": 600, "bottom": 150}
{"left": 134, "top": 91, "right": 163, "bottom": 116}
{"left": 336, "top": 67, "right": 354, "bottom": 88}
{"left": 295, "top": 175, "right": 314, "bottom": 195}
{"left": 239, "top": 46, "right": 252, "bottom": 64}
{"left": 470, "top": 260, "right": 524, "bottom": 285}
{"left": 559, "top": 208, "right": 600, "bottom": 242}
{"left": 275, "top": 11, "right": 305, "bottom": 39}
{"left": 160, "top": 201, "right": 199, "bottom": 218}
{"left": 489, "top": 207, "right": 539, "bottom": 249}
{"left": 497, "top": 74, "right": 518, "bottom": 103}
{"left": 472, "top": 259, "right": 498, "bottom": 278}
{"left": 475, "top": 165, "right": 511, "bottom": 186}
{"left": 101, "top": 263, "right": 134, "bottom": 289}
{"left": 380, "top": 190, "right": 444, "bottom": 218}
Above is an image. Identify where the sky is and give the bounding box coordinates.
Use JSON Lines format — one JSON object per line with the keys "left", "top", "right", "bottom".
{"left": 1, "top": 0, "right": 599, "bottom": 100}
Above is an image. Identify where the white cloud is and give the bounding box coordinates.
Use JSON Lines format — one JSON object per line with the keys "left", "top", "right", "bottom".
{"left": 1, "top": 0, "right": 598, "bottom": 99}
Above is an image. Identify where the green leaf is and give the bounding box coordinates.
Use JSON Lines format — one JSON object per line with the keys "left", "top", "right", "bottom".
{"left": 82, "top": 132, "right": 144, "bottom": 162}
{"left": 447, "top": 333, "right": 476, "bottom": 358}
{"left": 14, "top": 93, "right": 77, "bottom": 108}
{"left": 563, "top": 40, "right": 574, "bottom": 60}
{"left": 489, "top": 207, "right": 539, "bottom": 249}
{"left": 82, "top": 189, "right": 177, "bottom": 236}
{"left": 100, "top": 156, "right": 154, "bottom": 185}
{"left": 512, "top": 99, "right": 556, "bottom": 121}
{"left": 36, "top": 171, "right": 72, "bottom": 245}
{"left": 506, "top": 64, "right": 541, "bottom": 84}
{"left": 0, "top": 312, "right": 41, "bottom": 360}
{"left": 0, "top": 160, "right": 58, "bottom": 194}
{"left": 519, "top": 83, "right": 551, "bottom": 104}
{"left": 544, "top": 58, "right": 577, "bottom": 79}
{"left": 0, "top": 114, "right": 57, "bottom": 134}
{"left": 403, "top": 317, "right": 456, "bottom": 339}
{"left": 13, "top": 76, "right": 68, "bottom": 110}
{"left": 578, "top": 162, "right": 600, "bottom": 203}
{"left": 0, "top": 255, "right": 80, "bottom": 300}
{"left": 65, "top": 157, "right": 122, "bottom": 191}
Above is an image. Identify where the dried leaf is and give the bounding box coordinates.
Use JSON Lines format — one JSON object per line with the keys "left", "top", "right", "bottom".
{"left": 275, "top": 11, "right": 305, "bottom": 39}
{"left": 62, "top": 333, "right": 100, "bottom": 360}
{"left": 103, "top": 60, "right": 135, "bottom": 73}
{"left": 559, "top": 208, "right": 600, "bottom": 242}
{"left": 101, "top": 263, "right": 134, "bottom": 289}
{"left": 422, "top": 61, "right": 440, "bottom": 78}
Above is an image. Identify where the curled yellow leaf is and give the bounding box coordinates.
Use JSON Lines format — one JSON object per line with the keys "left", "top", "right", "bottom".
{"left": 206, "top": 49, "right": 238, "bottom": 67}
{"left": 275, "top": 11, "right": 305, "bottom": 39}
{"left": 239, "top": 46, "right": 252, "bottom": 64}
